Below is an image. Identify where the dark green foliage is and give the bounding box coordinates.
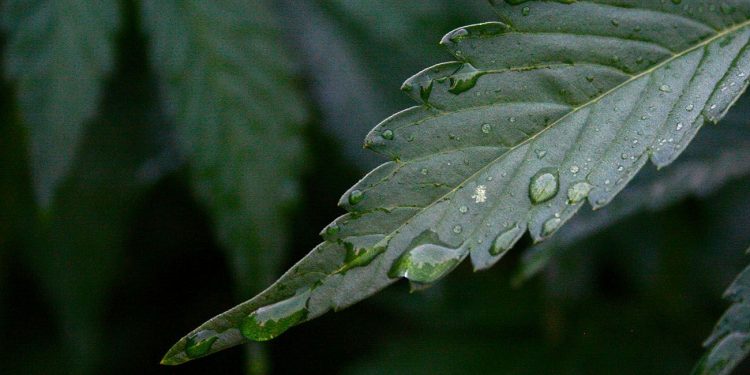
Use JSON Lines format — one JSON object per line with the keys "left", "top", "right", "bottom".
{"left": 164, "top": 1, "right": 750, "bottom": 364}
{"left": 1, "top": 1, "right": 750, "bottom": 374}
{"left": 1, "top": 0, "right": 120, "bottom": 207}
{"left": 693, "top": 258, "right": 750, "bottom": 375}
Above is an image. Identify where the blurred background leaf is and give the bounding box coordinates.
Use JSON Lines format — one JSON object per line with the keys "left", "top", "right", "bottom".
{"left": 140, "top": 0, "right": 308, "bottom": 372}
{"left": 0, "top": 0, "right": 749, "bottom": 374}
{"left": 692, "top": 254, "right": 750, "bottom": 375}
{"left": 140, "top": 0, "right": 306, "bottom": 299}
{"left": 1, "top": 0, "right": 120, "bottom": 207}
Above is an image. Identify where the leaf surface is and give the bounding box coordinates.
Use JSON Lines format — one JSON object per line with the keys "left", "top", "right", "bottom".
{"left": 1, "top": 0, "right": 120, "bottom": 207}
{"left": 164, "top": 1, "right": 750, "bottom": 364}
{"left": 693, "top": 257, "right": 750, "bottom": 375}
{"left": 516, "top": 100, "right": 750, "bottom": 282}
{"left": 141, "top": 0, "right": 307, "bottom": 297}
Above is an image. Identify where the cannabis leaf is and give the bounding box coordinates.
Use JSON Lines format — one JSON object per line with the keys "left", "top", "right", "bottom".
{"left": 140, "top": 0, "right": 307, "bottom": 297}
{"left": 163, "top": 1, "right": 750, "bottom": 364}
{"left": 693, "top": 256, "right": 750, "bottom": 375}
{"left": 516, "top": 109, "right": 750, "bottom": 283}
{"left": 1, "top": 0, "right": 120, "bottom": 207}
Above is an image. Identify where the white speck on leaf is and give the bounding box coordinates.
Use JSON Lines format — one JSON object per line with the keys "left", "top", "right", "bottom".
{"left": 472, "top": 185, "right": 487, "bottom": 203}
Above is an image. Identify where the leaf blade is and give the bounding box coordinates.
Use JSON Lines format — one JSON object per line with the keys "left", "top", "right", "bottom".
{"left": 1, "top": 0, "right": 120, "bottom": 207}
{"left": 141, "top": 0, "right": 307, "bottom": 297}
{"left": 692, "top": 257, "right": 750, "bottom": 375}
{"left": 164, "top": 1, "right": 750, "bottom": 363}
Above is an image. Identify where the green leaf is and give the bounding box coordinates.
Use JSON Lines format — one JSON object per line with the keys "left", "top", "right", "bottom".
{"left": 515, "top": 107, "right": 750, "bottom": 283}
{"left": 1, "top": 0, "right": 120, "bottom": 207}
{"left": 285, "top": 0, "right": 492, "bottom": 169}
{"left": 692, "top": 256, "right": 750, "bottom": 375}
{"left": 141, "top": 0, "right": 307, "bottom": 299}
{"left": 13, "top": 34, "right": 172, "bottom": 374}
{"left": 163, "top": 1, "right": 750, "bottom": 364}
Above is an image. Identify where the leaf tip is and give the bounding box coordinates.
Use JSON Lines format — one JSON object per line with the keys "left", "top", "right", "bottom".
{"left": 160, "top": 339, "right": 189, "bottom": 366}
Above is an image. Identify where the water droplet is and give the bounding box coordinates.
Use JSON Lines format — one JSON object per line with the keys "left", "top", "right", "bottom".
{"left": 453, "top": 225, "right": 463, "bottom": 234}
{"left": 446, "top": 63, "right": 484, "bottom": 94}
{"left": 542, "top": 217, "right": 562, "bottom": 237}
{"left": 481, "top": 123, "right": 492, "bottom": 134}
{"left": 611, "top": 19, "right": 620, "bottom": 27}
{"left": 676, "top": 122, "right": 684, "bottom": 131}
{"left": 382, "top": 129, "right": 394, "bottom": 140}
{"left": 420, "top": 168, "right": 429, "bottom": 175}
{"left": 535, "top": 149, "right": 547, "bottom": 159}
{"left": 240, "top": 290, "right": 311, "bottom": 341}
{"left": 686, "top": 104, "right": 695, "bottom": 111}
{"left": 348, "top": 190, "right": 364, "bottom": 205}
{"left": 567, "top": 182, "right": 592, "bottom": 204}
{"left": 325, "top": 224, "right": 340, "bottom": 237}
{"left": 490, "top": 224, "right": 523, "bottom": 256}
{"left": 586, "top": 75, "right": 594, "bottom": 82}
{"left": 521, "top": 6, "right": 530, "bottom": 16}
{"left": 185, "top": 330, "right": 219, "bottom": 358}
{"left": 529, "top": 169, "right": 559, "bottom": 204}
{"left": 389, "top": 244, "right": 464, "bottom": 284}
{"left": 340, "top": 239, "right": 386, "bottom": 273}
{"left": 459, "top": 206, "right": 468, "bottom": 214}
{"left": 569, "top": 165, "right": 580, "bottom": 174}
{"left": 419, "top": 81, "right": 433, "bottom": 102}
{"left": 509, "top": 117, "right": 516, "bottom": 123}
{"left": 659, "top": 84, "right": 672, "bottom": 93}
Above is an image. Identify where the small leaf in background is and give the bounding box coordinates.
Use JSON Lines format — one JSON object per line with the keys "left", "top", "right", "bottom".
{"left": 163, "top": 1, "right": 750, "bottom": 363}
{"left": 140, "top": 0, "right": 307, "bottom": 300}
{"left": 693, "top": 255, "right": 750, "bottom": 375}
{"left": 9, "top": 22, "right": 175, "bottom": 374}
{"left": 1, "top": 0, "right": 120, "bottom": 207}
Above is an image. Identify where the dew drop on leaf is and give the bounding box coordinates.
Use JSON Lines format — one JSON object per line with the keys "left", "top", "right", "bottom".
{"left": 447, "top": 63, "right": 484, "bottom": 95}
{"left": 348, "top": 189, "right": 364, "bottom": 205}
{"left": 490, "top": 224, "right": 523, "bottom": 256}
{"left": 340, "top": 241, "right": 386, "bottom": 273}
{"left": 542, "top": 217, "right": 562, "bottom": 237}
{"left": 184, "top": 330, "right": 219, "bottom": 358}
{"left": 388, "top": 244, "right": 463, "bottom": 284}
{"left": 529, "top": 169, "right": 559, "bottom": 204}
{"left": 325, "top": 224, "right": 340, "bottom": 237}
{"left": 382, "top": 129, "right": 394, "bottom": 140}
{"left": 239, "top": 290, "right": 311, "bottom": 341}
{"left": 567, "top": 182, "right": 592, "bottom": 204}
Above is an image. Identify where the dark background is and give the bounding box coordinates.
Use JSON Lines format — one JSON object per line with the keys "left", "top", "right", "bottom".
{"left": 1, "top": 1, "right": 749, "bottom": 374}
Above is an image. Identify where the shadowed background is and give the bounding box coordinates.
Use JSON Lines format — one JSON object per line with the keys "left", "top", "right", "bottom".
{"left": 1, "top": 1, "right": 749, "bottom": 374}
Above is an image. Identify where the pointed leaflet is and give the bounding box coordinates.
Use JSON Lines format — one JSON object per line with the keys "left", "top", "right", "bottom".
{"left": 516, "top": 104, "right": 750, "bottom": 283}
{"left": 1, "top": 0, "right": 120, "bottom": 207}
{"left": 164, "top": 1, "right": 750, "bottom": 364}
{"left": 692, "top": 257, "right": 750, "bottom": 375}
{"left": 8, "top": 40, "right": 172, "bottom": 373}
{"left": 140, "top": 1, "right": 306, "bottom": 297}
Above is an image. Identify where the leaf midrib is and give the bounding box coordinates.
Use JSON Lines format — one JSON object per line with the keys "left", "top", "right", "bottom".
{"left": 368, "top": 18, "right": 750, "bottom": 247}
